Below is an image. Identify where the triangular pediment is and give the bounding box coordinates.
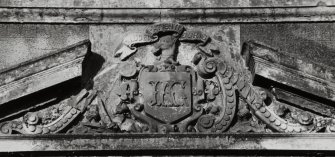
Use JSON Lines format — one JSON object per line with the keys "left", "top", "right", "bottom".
{"left": 1, "top": 23, "right": 335, "bottom": 137}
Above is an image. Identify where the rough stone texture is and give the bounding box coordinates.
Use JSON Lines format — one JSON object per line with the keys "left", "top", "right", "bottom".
{"left": 1, "top": 134, "right": 335, "bottom": 152}
{"left": 1, "top": 0, "right": 335, "bottom": 154}
{"left": 274, "top": 88, "right": 335, "bottom": 117}
{"left": 0, "top": 0, "right": 333, "bottom": 8}
{"left": 89, "top": 24, "right": 241, "bottom": 120}
{"left": 3, "top": 7, "right": 335, "bottom": 24}
{"left": 0, "top": 0, "right": 161, "bottom": 8}
{"left": 0, "top": 24, "right": 89, "bottom": 70}
{"left": 243, "top": 41, "right": 335, "bottom": 101}
{"left": 253, "top": 57, "right": 335, "bottom": 101}
{"left": 89, "top": 24, "right": 240, "bottom": 71}
{"left": 0, "top": 40, "right": 89, "bottom": 104}
{"left": 241, "top": 23, "right": 335, "bottom": 68}
{"left": 89, "top": 24, "right": 147, "bottom": 66}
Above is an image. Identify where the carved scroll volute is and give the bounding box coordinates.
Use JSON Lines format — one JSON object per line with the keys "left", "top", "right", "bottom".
{"left": 0, "top": 98, "right": 82, "bottom": 135}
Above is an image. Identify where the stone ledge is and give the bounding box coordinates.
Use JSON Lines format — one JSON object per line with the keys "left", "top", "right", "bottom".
{"left": 243, "top": 41, "right": 335, "bottom": 101}
{"left": 0, "top": 40, "right": 90, "bottom": 104}
{"left": 0, "top": 133, "right": 335, "bottom": 152}
{"left": 0, "top": 0, "right": 334, "bottom": 8}
{"left": 1, "top": 6, "right": 335, "bottom": 24}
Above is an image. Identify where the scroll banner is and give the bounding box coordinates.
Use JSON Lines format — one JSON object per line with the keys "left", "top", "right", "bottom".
{"left": 145, "top": 23, "right": 185, "bottom": 38}
{"left": 180, "top": 30, "right": 218, "bottom": 56}
{"left": 115, "top": 24, "right": 218, "bottom": 60}
{"left": 114, "top": 32, "right": 157, "bottom": 61}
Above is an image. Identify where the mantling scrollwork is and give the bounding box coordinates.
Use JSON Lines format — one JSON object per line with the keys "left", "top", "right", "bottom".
{"left": 1, "top": 23, "right": 335, "bottom": 135}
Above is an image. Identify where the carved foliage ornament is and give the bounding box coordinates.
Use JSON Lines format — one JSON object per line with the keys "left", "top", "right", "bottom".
{"left": 1, "top": 23, "right": 335, "bottom": 135}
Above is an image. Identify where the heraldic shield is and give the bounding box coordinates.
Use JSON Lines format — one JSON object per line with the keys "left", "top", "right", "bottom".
{"left": 139, "top": 70, "right": 192, "bottom": 124}
{"left": 3, "top": 23, "right": 333, "bottom": 135}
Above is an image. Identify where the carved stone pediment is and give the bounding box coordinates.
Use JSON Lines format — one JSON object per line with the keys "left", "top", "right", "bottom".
{"left": 1, "top": 23, "right": 335, "bottom": 137}
{"left": 0, "top": 40, "right": 89, "bottom": 105}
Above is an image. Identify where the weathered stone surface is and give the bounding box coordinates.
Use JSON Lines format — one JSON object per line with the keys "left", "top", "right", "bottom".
{"left": 1, "top": 1, "right": 335, "bottom": 154}
{"left": 1, "top": 22, "right": 335, "bottom": 138}
{"left": 0, "top": 24, "right": 89, "bottom": 70}
{"left": 1, "top": 134, "right": 335, "bottom": 152}
{"left": 0, "top": 40, "right": 89, "bottom": 104}
{"left": 89, "top": 24, "right": 240, "bottom": 68}
{"left": 2, "top": 7, "right": 335, "bottom": 24}
{"left": 0, "top": 0, "right": 333, "bottom": 8}
{"left": 241, "top": 23, "right": 335, "bottom": 68}
{"left": 244, "top": 41, "right": 335, "bottom": 101}
{"left": 0, "top": 0, "right": 161, "bottom": 8}
{"left": 273, "top": 88, "right": 335, "bottom": 117}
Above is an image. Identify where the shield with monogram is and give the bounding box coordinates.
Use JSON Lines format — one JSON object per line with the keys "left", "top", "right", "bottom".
{"left": 109, "top": 23, "right": 236, "bottom": 133}
{"left": 0, "top": 22, "right": 329, "bottom": 136}
{"left": 139, "top": 67, "right": 193, "bottom": 124}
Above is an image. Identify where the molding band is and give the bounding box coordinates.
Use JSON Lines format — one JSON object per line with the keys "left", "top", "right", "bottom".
{"left": 1, "top": 133, "right": 335, "bottom": 152}
{"left": 1, "top": 6, "right": 335, "bottom": 24}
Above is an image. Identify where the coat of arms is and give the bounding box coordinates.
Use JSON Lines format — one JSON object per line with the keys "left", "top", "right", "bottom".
{"left": 1, "top": 23, "right": 334, "bottom": 135}
{"left": 104, "top": 23, "right": 235, "bottom": 132}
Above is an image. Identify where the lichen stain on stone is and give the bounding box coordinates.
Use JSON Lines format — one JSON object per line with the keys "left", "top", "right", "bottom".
{"left": 21, "top": 135, "right": 273, "bottom": 151}
{"left": 89, "top": 25, "right": 148, "bottom": 65}
{"left": 304, "top": 78, "right": 327, "bottom": 94}
{"left": 258, "top": 67, "right": 288, "bottom": 85}
{"left": 161, "top": 0, "right": 198, "bottom": 8}
{"left": 226, "top": 27, "right": 236, "bottom": 43}
{"left": 178, "top": 43, "right": 199, "bottom": 67}
{"left": 73, "top": 0, "right": 97, "bottom": 7}
{"left": 134, "top": 45, "right": 156, "bottom": 65}
{"left": 204, "top": 0, "right": 240, "bottom": 7}
{"left": 263, "top": 66, "right": 333, "bottom": 99}
{"left": 0, "top": 78, "right": 30, "bottom": 102}
{"left": 325, "top": 70, "right": 335, "bottom": 82}
{"left": 213, "top": 34, "right": 223, "bottom": 42}
{"left": 297, "top": 59, "right": 335, "bottom": 83}
{"left": 182, "top": 0, "right": 201, "bottom": 7}
{"left": 298, "top": 60, "right": 314, "bottom": 73}
{"left": 249, "top": 0, "right": 317, "bottom": 7}
{"left": 229, "top": 138, "right": 264, "bottom": 150}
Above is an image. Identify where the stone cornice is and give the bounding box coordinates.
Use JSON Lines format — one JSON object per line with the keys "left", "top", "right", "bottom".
{"left": 0, "top": 40, "right": 89, "bottom": 105}
{"left": 0, "top": 0, "right": 334, "bottom": 8}
{"left": 1, "top": 133, "right": 335, "bottom": 153}
{"left": 1, "top": 6, "right": 335, "bottom": 24}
